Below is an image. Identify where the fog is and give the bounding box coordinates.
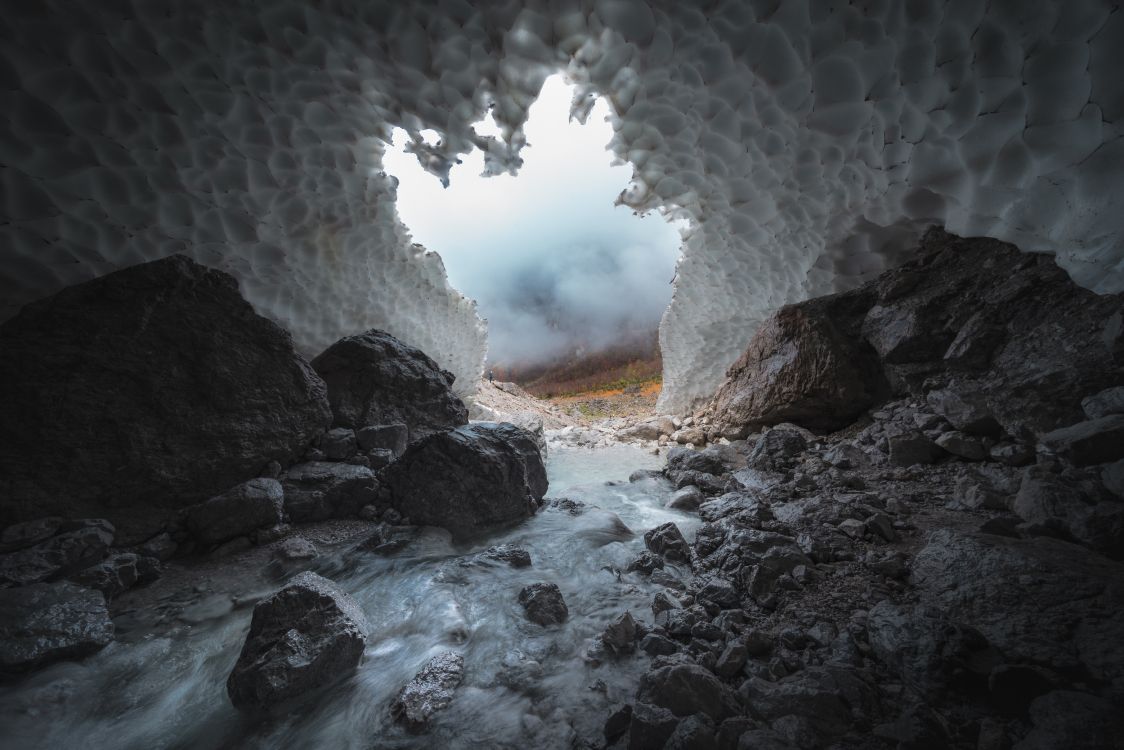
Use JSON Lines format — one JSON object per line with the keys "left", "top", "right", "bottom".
{"left": 382, "top": 75, "right": 684, "bottom": 366}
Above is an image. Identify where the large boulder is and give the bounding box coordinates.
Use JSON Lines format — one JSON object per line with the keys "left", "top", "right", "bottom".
{"left": 911, "top": 529, "right": 1124, "bottom": 684}
{"left": 311, "top": 329, "right": 468, "bottom": 441}
{"left": 227, "top": 572, "right": 369, "bottom": 711}
{"left": 282, "top": 462, "right": 378, "bottom": 523}
{"left": 378, "top": 423, "right": 547, "bottom": 539}
{"left": 0, "top": 582, "right": 114, "bottom": 673}
{"left": 187, "top": 478, "right": 284, "bottom": 546}
{"left": 0, "top": 255, "right": 331, "bottom": 542}
{"left": 711, "top": 303, "right": 886, "bottom": 433}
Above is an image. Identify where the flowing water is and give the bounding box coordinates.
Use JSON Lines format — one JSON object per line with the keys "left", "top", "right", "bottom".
{"left": 0, "top": 443, "right": 700, "bottom": 749}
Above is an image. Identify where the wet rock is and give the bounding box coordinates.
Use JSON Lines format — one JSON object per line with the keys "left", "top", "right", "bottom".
{"left": 0, "top": 581, "right": 113, "bottom": 673}
{"left": 227, "top": 572, "right": 369, "bottom": 711}
{"left": 638, "top": 664, "right": 740, "bottom": 721}
{"left": 640, "top": 633, "right": 679, "bottom": 656}
{"left": 390, "top": 651, "right": 465, "bottom": 732}
{"left": 746, "top": 428, "right": 808, "bottom": 473}
{"left": 627, "top": 552, "right": 665, "bottom": 576}
{"left": 476, "top": 544, "right": 531, "bottom": 568}
{"left": 696, "top": 577, "right": 739, "bottom": 609}
{"left": 379, "top": 423, "right": 546, "bottom": 540}
{"left": 272, "top": 536, "right": 319, "bottom": 562}
{"left": 310, "top": 329, "right": 467, "bottom": 440}
{"left": 644, "top": 523, "right": 691, "bottom": 563}
{"left": 319, "top": 428, "right": 357, "bottom": 461}
{"left": 667, "top": 486, "right": 704, "bottom": 512}
{"left": 603, "top": 704, "right": 632, "bottom": 744}
{"left": 888, "top": 433, "right": 944, "bottom": 467}
{"left": 911, "top": 530, "right": 1124, "bottom": 684}
{"left": 0, "top": 519, "right": 114, "bottom": 587}
{"left": 0, "top": 255, "right": 331, "bottom": 540}
{"left": 601, "top": 612, "right": 639, "bottom": 655}
{"left": 187, "top": 478, "right": 284, "bottom": 546}
{"left": 357, "top": 423, "right": 409, "bottom": 457}
{"left": 357, "top": 524, "right": 417, "bottom": 556}
{"left": 518, "top": 583, "right": 568, "bottom": 626}
{"left": 282, "top": 462, "right": 378, "bottom": 523}
{"left": 934, "top": 430, "right": 988, "bottom": 460}
{"left": 710, "top": 302, "right": 886, "bottom": 433}
{"left": 1038, "top": 415, "right": 1124, "bottom": 467}
{"left": 629, "top": 469, "right": 665, "bottom": 483}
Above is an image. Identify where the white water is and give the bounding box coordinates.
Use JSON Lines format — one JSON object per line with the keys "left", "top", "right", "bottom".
{"left": 0, "top": 444, "right": 699, "bottom": 749}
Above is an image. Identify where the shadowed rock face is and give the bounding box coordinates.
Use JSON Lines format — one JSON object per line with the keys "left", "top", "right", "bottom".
{"left": 311, "top": 329, "right": 468, "bottom": 442}
{"left": 711, "top": 230, "right": 1124, "bottom": 440}
{"left": 378, "top": 422, "right": 547, "bottom": 540}
{"left": 0, "top": 255, "right": 331, "bottom": 543}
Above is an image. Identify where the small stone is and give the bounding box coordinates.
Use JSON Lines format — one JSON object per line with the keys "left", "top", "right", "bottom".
{"left": 187, "top": 478, "right": 284, "bottom": 546}
{"left": 601, "top": 612, "right": 639, "bottom": 654}
{"left": 935, "top": 431, "right": 988, "bottom": 460}
{"left": 667, "top": 486, "right": 704, "bottom": 512}
{"left": 866, "top": 513, "right": 898, "bottom": 542}
{"left": 273, "top": 536, "right": 318, "bottom": 561}
{"left": 627, "top": 552, "right": 665, "bottom": 576}
{"left": 390, "top": 651, "right": 465, "bottom": 732}
{"left": 518, "top": 583, "right": 568, "bottom": 626}
{"left": 640, "top": 633, "right": 679, "bottom": 656}
{"left": 478, "top": 544, "right": 531, "bottom": 568}
{"left": 838, "top": 518, "right": 866, "bottom": 539}
{"left": 715, "top": 642, "right": 748, "bottom": 677}
{"left": 356, "top": 423, "right": 409, "bottom": 456}
{"left": 320, "top": 427, "right": 358, "bottom": 460}
{"left": 644, "top": 522, "right": 691, "bottom": 562}
{"left": 139, "top": 532, "right": 177, "bottom": 561}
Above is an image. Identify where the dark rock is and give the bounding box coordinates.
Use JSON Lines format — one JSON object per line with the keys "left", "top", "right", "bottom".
{"left": 740, "top": 666, "right": 877, "bottom": 738}
{"left": 1081, "top": 386, "right": 1124, "bottom": 419}
{"left": 644, "top": 522, "right": 691, "bottom": 563}
{"left": 666, "top": 445, "right": 739, "bottom": 478}
{"left": 69, "top": 552, "right": 159, "bottom": 598}
{"left": 227, "top": 571, "right": 369, "bottom": 711}
{"left": 667, "top": 486, "right": 704, "bottom": 512}
{"left": 715, "top": 642, "right": 749, "bottom": 677}
{"left": 1014, "top": 690, "right": 1124, "bottom": 749}
{"left": 310, "top": 329, "right": 467, "bottom": 441}
{"left": 379, "top": 423, "right": 546, "bottom": 540}
{"left": 212, "top": 537, "right": 253, "bottom": 558}
{"left": 0, "top": 255, "right": 331, "bottom": 540}
{"left": 282, "top": 462, "right": 378, "bottom": 522}
{"left": 272, "top": 536, "right": 319, "bottom": 562}
{"left": 709, "top": 302, "right": 886, "bottom": 433}
{"left": 989, "top": 442, "right": 1035, "bottom": 466}
{"left": 319, "top": 428, "right": 357, "bottom": 461}
{"left": 518, "top": 582, "right": 568, "bottom": 626}
{"left": 629, "top": 469, "right": 665, "bottom": 483}
{"left": 746, "top": 428, "right": 808, "bottom": 473}
{"left": 366, "top": 448, "right": 395, "bottom": 471}
{"left": 187, "top": 478, "right": 284, "bottom": 546}
{"left": 357, "top": 524, "right": 417, "bottom": 556}
{"left": 640, "top": 633, "right": 679, "bottom": 656}
{"left": 664, "top": 713, "right": 718, "bottom": 750}
{"left": 872, "top": 703, "right": 950, "bottom": 750}
{"left": 1038, "top": 415, "right": 1124, "bottom": 467}
{"left": 1013, "top": 467, "right": 1123, "bottom": 558}
{"left": 627, "top": 552, "right": 665, "bottom": 575}
{"left": 0, "top": 581, "right": 113, "bottom": 673}
{"left": 911, "top": 530, "right": 1124, "bottom": 684}
{"left": 604, "top": 704, "right": 632, "bottom": 743}
{"left": 476, "top": 544, "right": 531, "bottom": 568}
{"left": 390, "top": 651, "right": 464, "bottom": 732}
{"left": 696, "top": 577, "right": 739, "bottom": 609}
{"left": 926, "top": 388, "right": 1002, "bottom": 436}
{"left": 935, "top": 430, "right": 988, "bottom": 460}
{"left": 888, "top": 432, "right": 944, "bottom": 467}
{"left": 628, "top": 702, "right": 680, "bottom": 750}
{"left": 601, "top": 612, "right": 639, "bottom": 654}
{"left": 1103, "top": 459, "right": 1124, "bottom": 499}
{"left": 356, "top": 423, "right": 409, "bottom": 457}
{"left": 988, "top": 663, "right": 1059, "bottom": 716}
{"left": 979, "top": 516, "right": 1022, "bottom": 538}
{"left": 639, "top": 664, "right": 740, "bottom": 721}
{"left": 0, "top": 519, "right": 114, "bottom": 587}
{"left": 140, "top": 532, "right": 177, "bottom": 561}
{"left": 0, "top": 517, "right": 61, "bottom": 553}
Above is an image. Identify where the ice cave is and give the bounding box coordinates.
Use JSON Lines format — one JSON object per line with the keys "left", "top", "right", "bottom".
{"left": 1, "top": 2, "right": 1122, "bottom": 749}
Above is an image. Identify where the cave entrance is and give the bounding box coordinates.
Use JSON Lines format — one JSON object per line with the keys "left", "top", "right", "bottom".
{"left": 382, "top": 74, "right": 684, "bottom": 399}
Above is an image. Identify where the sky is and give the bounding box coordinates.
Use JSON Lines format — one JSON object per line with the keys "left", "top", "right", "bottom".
{"left": 382, "top": 75, "right": 684, "bottom": 367}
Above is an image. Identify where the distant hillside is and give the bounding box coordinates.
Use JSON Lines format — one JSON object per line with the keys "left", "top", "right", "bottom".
{"left": 488, "top": 330, "right": 661, "bottom": 398}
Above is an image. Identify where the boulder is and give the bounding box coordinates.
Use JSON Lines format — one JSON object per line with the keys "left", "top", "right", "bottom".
{"left": 0, "top": 581, "right": 113, "bottom": 672}
{"left": 710, "top": 303, "right": 886, "bottom": 433}
{"left": 390, "top": 651, "right": 465, "bottom": 732}
{"left": 502, "top": 413, "right": 548, "bottom": 455}
{"left": 1038, "top": 415, "right": 1124, "bottom": 467}
{"left": 1081, "top": 386, "right": 1124, "bottom": 419}
{"left": 667, "top": 486, "right": 704, "bottom": 512}
{"left": 911, "top": 529, "right": 1124, "bottom": 684}
{"left": 518, "top": 582, "right": 568, "bottom": 626}
{"left": 0, "top": 519, "right": 114, "bottom": 587}
{"left": 187, "top": 478, "right": 284, "bottom": 546}
{"left": 319, "top": 428, "right": 357, "bottom": 461}
{"left": 378, "top": 423, "right": 546, "bottom": 540}
{"left": 887, "top": 433, "right": 944, "bottom": 467}
{"left": 644, "top": 522, "right": 691, "bottom": 563}
{"left": 746, "top": 428, "right": 808, "bottom": 473}
{"left": 637, "top": 664, "right": 740, "bottom": 720}
{"left": 282, "top": 463, "right": 378, "bottom": 522}
{"left": 227, "top": 572, "right": 369, "bottom": 711}
{"left": 356, "top": 424, "right": 409, "bottom": 457}
{"left": 310, "top": 329, "right": 467, "bottom": 441}
{"left": 0, "top": 255, "right": 331, "bottom": 541}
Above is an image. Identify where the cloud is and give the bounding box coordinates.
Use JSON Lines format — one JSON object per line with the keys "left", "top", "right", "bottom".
{"left": 383, "top": 75, "right": 683, "bottom": 365}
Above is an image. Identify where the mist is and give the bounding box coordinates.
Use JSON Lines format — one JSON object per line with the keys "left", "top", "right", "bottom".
{"left": 382, "top": 75, "right": 684, "bottom": 367}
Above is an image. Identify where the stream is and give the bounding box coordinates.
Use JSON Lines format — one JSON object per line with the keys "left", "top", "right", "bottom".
{"left": 0, "top": 443, "right": 700, "bottom": 749}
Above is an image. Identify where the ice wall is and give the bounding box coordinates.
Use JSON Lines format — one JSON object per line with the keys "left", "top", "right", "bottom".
{"left": 2, "top": 1, "right": 1121, "bottom": 410}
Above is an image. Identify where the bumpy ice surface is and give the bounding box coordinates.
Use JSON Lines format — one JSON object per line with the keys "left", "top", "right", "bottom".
{"left": 1, "top": 1, "right": 1121, "bottom": 407}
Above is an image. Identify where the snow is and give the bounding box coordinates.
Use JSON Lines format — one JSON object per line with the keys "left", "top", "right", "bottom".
{"left": 1, "top": 1, "right": 1121, "bottom": 408}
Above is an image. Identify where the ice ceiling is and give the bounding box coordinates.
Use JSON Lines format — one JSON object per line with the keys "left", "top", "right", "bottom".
{"left": 1, "top": 1, "right": 1121, "bottom": 410}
